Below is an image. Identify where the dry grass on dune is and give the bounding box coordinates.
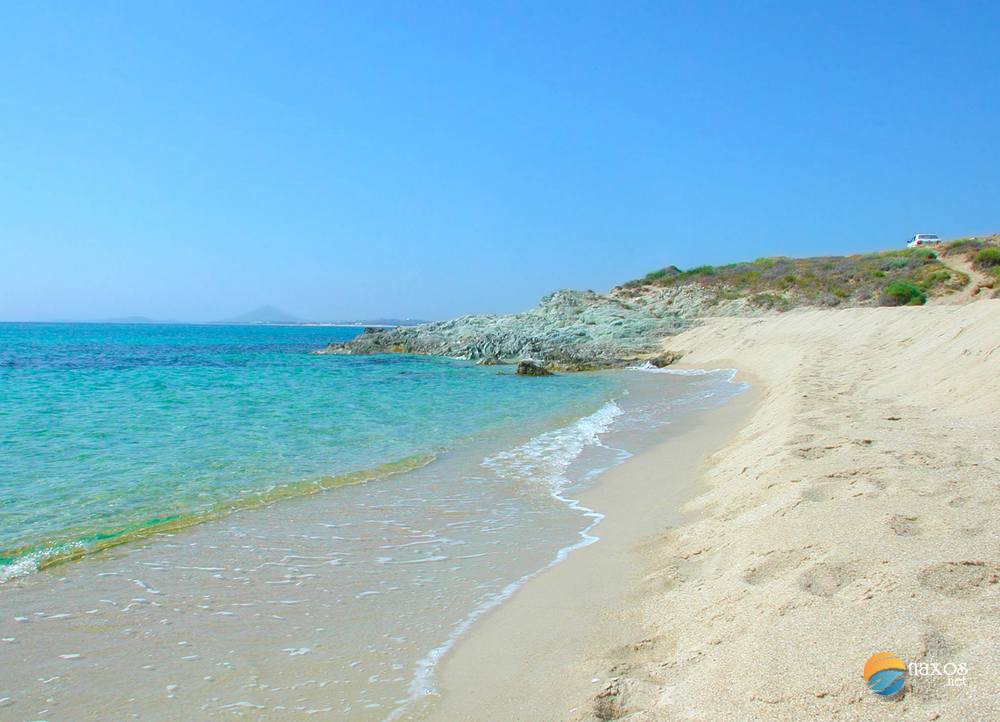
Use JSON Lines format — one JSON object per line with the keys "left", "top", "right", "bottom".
{"left": 619, "top": 234, "right": 1000, "bottom": 310}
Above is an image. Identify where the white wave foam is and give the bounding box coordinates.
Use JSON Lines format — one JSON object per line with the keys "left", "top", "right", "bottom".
{"left": 389, "top": 401, "right": 624, "bottom": 720}
{"left": 481, "top": 400, "right": 624, "bottom": 495}
{"left": 0, "top": 542, "right": 84, "bottom": 585}
{"left": 391, "top": 378, "right": 747, "bottom": 719}
{"left": 0, "top": 554, "right": 41, "bottom": 584}
{"left": 629, "top": 362, "right": 739, "bottom": 383}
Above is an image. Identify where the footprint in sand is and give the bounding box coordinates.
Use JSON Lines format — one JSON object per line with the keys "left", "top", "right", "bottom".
{"left": 743, "top": 546, "right": 826, "bottom": 585}
{"left": 920, "top": 626, "right": 961, "bottom": 660}
{"left": 797, "top": 562, "right": 857, "bottom": 597}
{"left": 795, "top": 445, "right": 838, "bottom": 460}
{"left": 917, "top": 562, "right": 1000, "bottom": 598}
{"left": 887, "top": 514, "right": 921, "bottom": 536}
{"left": 609, "top": 636, "right": 676, "bottom": 665}
{"left": 800, "top": 484, "right": 835, "bottom": 502}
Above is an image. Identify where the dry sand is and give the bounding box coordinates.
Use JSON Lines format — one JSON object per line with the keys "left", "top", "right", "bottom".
{"left": 433, "top": 300, "right": 999, "bottom": 721}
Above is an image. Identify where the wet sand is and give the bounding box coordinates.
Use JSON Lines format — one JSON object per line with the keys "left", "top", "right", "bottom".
{"left": 430, "top": 383, "right": 758, "bottom": 720}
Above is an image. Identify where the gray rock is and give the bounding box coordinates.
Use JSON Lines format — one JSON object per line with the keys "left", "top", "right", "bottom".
{"left": 314, "top": 288, "right": 698, "bottom": 369}
{"left": 311, "top": 277, "right": 770, "bottom": 369}
{"left": 515, "top": 360, "right": 552, "bottom": 376}
{"left": 646, "top": 351, "right": 684, "bottom": 368}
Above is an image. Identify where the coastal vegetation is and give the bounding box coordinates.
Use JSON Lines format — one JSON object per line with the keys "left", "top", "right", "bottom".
{"left": 321, "top": 235, "right": 998, "bottom": 370}
{"left": 881, "top": 280, "right": 927, "bottom": 306}
{"left": 938, "top": 235, "right": 1000, "bottom": 293}
{"left": 621, "top": 247, "right": 963, "bottom": 308}
{"left": 975, "top": 247, "right": 1000, "bottom": 269}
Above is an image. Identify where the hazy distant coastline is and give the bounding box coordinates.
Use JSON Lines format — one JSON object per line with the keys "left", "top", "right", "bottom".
{"left": 35, "top": 306, "right": 430, "bottom": 327}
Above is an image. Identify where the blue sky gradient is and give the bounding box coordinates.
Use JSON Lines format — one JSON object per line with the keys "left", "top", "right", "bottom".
{"left": 2, "top": 1, "right": 998, "bottom": 321}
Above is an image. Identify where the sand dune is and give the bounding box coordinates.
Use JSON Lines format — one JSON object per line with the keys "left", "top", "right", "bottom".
{"left": 592, "top": 300, "right": 1000, "bottom": 720}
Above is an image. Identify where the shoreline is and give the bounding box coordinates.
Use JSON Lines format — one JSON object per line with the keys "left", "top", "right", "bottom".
{"left": 429, "top": 301, "right": 999, "bottom": 721}
{"left": 0, "top": 453, "right": 438, "bottom": 583}
{"left": 426, "top": 373, "right": 760, "bottom": 720}
{"left": 0, "top": 366, "right": 736, "bottom": 719}
{"left": 3, "top": 302, "right": 996, "bottom": 718}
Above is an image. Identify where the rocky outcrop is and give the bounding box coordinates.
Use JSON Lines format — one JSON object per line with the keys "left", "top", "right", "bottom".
{"left": 515, "top": 360, "right": 552, "bottom": 376}
{"left": 645, "top": 351, "right": 684, "bottom": 368}
{"left": 315, "top": 241, "right": 996, "bottom": 370}
{"left": 315, "top": 289, "right": 698, "bottom": 369}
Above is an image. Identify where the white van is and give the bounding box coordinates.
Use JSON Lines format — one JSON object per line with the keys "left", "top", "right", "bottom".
{"left": 908, "top": 234, "right": 941, "bottom": 248}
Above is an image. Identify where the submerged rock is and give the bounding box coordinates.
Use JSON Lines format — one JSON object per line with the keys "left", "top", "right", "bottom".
{"left": 515, "top": 360, "right": 552, "bottom": 376}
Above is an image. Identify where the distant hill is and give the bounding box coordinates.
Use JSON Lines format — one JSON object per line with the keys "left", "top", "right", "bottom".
{"left": 219, "top": 305, "right": 306, "bottom": 324}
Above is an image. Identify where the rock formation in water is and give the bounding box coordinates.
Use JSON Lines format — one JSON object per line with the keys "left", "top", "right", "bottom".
{"left": 315, "top": 289, "right": 696, "bottom": 370}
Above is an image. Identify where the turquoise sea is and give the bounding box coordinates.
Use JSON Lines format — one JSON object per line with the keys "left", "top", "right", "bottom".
{"left": 0, "top": 322, "right": 748, "bottom": 717}
{"left": 0, "top": 323, "right": 620, "bottom": 579}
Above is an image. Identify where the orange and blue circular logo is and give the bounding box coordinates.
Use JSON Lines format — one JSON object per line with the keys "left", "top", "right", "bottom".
{"left": 863, "top": 652, "right": 906, "bottom": 697}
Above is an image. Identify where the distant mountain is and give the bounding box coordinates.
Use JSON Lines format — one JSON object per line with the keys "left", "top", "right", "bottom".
{"left": 219, "top": 305, "right": 306, "bottom": 324}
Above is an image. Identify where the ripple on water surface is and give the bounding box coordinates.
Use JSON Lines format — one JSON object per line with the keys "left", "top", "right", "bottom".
{"left": 0, "top": 322, "right": 619, "bottom": 578}
{"left": 0, "top": 323, "right": 746, "bottom": 719}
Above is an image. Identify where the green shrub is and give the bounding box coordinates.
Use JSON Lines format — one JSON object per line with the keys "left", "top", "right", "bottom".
{"left": 641, "top": 265, "right": 682, "bottom": 285}
{"left": 881, "top": 281, "right": 926, "bottom": 306}
{"left": 975, "top": 247, "right": 1000, "bottom": 268}
{"left": 920, "top": 270, "right": 952, "bottom": 289}
{"left": 686, "top": 265, "right": 715, "bottom": 276}
{"left": 731, "top": 270, "right": 761, "bottom": 286}
{"left": 881, "top": 257, "right": 911, "bottom": 270}
{"left": 749, "top": 292, "right": 789, "bottom": 310}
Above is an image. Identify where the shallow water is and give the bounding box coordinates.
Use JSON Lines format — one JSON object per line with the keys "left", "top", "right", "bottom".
{"left": 0, "top": 324, "right": 744, "bottom": 719}
{"left": 0, "top": 323, "right": 617, "bottom": 578}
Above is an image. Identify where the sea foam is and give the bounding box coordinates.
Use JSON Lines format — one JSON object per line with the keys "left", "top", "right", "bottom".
{"left": 482, "top": 400, "right": 624, "bottom": 494}
{"left": 393, "top": 401, "right": 625, "bottom": 718}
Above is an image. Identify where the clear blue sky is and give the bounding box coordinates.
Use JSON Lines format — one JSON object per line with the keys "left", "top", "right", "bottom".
{"left": 2, "top": 2, "right": 997, "bottom": 322}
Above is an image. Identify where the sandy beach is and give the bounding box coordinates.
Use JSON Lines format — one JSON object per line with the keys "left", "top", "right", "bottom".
{"left": 430, "top": 377, "right": 758, "bottom": 720}
{"left": 435, "top": 300, "right": 999, "bottom": 720}
{"left": 6, "top": 4, "right": 999, "bottom": 719}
